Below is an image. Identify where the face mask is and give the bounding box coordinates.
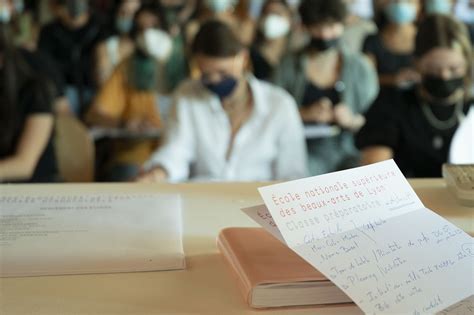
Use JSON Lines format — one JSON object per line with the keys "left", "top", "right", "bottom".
{"left": 425, "top": 0, "right": 451, "bottom": 15}
{"left": 202, "top": 76, "right": 238, "bottom": 99}
{"left": 454, "top": 0, "right": 474, "bottom": 23}
{"left": 348, "top": 0, "right": 374, "bottom": 19}
{"left": 13, "top": 0, "right": 24, "bottom": 14}
{"left": 261, "top": 14, "right": 290, "bottom": 39}
{"left": 309, "top": 37, "right": 340, "bottom": 52}
{"left": 67, "top": 0, "right": 88, "bottom": 19}
{"left": 206, "top": 0, "right": 235, "bottom": 13}
{"left": 0, "top": 6, "right": 11, "bottom": 24}
{"left": 422, "top": 75, "right": 464, "bottom": 99}
{"left": 384, "top": 2, "right": 417, "bottom": 24}
{"left": 116, "top": 17, "right": 133, "bottom": 34}
{"left": 137, "top": 28, "right": 173, "bottom": 61}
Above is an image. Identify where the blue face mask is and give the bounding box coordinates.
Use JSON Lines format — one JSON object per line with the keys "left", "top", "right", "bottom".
{"left": 425, "top": 0, "right": 451, "bottom": 14}
{"left": 0, "top": 6, "right": 11, "bottom": 24}
{"left": 14, "top": 0, "right": 25, "bottom": 14}
{"left": 385, "top": 2, "right": 417, "bottom": 24}
{"left": 116, "top": 17, "right": 133, "bottom": 34}
{"left": 202, "top": 76, "right": 238, "bottom": 99}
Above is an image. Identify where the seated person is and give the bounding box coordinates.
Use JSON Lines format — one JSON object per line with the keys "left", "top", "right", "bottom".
{"left": 356, "top": 14, "right": 473, "bottom": 178}
{"left": 86, "top": 4, "right": 173, "bottom": 182}
{"left": 273, "top": 0, "right": 379, "bottom": 175}
{"left": 94, "top": 0, "right": 140, "bottom": 86}
{"left": 341, "top": 0, "right": 377, "bottom": 53}
{"left": 38, "top": 0, "right": 106, "bottom": 115}
{"left": 0, "top": 14, "right": 57, "bottom": 183}
{"left": 250, "top": 0, "right": 293, "bottom": 82}
{"left": 138, "top": 20, "right": 308, "bottom": 182}
{"left": 363, "top": 0, "right": 421, "bottom": 89}
{"left": 186, "top": 0, "right": 255, "bottom": 47}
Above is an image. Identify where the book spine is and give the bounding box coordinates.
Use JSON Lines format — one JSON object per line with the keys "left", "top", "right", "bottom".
{"left": 216, "top": 233, "right": 254, "bottom": 306}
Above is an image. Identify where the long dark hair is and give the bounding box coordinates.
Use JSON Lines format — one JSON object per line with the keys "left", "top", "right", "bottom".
{"left": 0, "top": 24, "right": 34, "bottom": 153}
{"left": 253, "top": 0, "right": 290, "bottom": 47}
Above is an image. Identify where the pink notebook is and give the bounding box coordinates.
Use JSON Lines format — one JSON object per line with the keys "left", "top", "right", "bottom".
{"left": 217, "top": 227, "right": 352, "bottom": 309}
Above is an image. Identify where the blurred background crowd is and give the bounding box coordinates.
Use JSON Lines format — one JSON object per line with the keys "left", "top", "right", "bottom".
{"left": 0, "top": 0, "right": 473, "bottom": 183}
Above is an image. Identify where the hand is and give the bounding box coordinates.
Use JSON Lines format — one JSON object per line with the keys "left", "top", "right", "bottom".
{"left": 302, "top": 98, "right": 334, "bottom": 123}
{"left": 333, "top": 103, "right": 366, "bottom": 131}
{"left": 394, "top": 68, "right": 420, "bottom": 87}
{"left": 125, "top": 118, "right": 157, "bottom": 133}
{"left": 135, "top": 166, "right": 168, "bottom": 183}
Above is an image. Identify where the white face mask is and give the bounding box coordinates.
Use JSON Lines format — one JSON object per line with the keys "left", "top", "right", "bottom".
{"left": 454, "top": 0, "right": 474, "bottom": 23}
{"left": 0, "top": 6, "right": 11, "bottom": 23}
{"left": 206, "top": 0, "right": 235, "bottom": 13}
{"left": 138, "top": 29, "right": 173, "bottom": 61}
{"left": 261, "top": 14, "right": 290, "bottom": 39}
{"left": 348, "top": 0, "right": 374, "bottom": 19}
{"left": 13, "top": 0, "right": 24, "bottom": 14}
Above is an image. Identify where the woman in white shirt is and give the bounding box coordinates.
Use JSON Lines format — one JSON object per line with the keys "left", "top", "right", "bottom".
{"left": 138, "top": 20, "right": 308, "bottom": 182}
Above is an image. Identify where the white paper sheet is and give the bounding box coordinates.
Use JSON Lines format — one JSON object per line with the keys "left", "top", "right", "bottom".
{"left": 244, "top": 160, "right": 474, "bottom": 314}
{"left": 0, "top": 191, "right": 184, "bottom": 277}
{"left": 449, "top": 106, "right": 474, "bottom": 164}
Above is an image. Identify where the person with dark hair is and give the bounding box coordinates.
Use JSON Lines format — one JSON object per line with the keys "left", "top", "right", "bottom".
{"left": 137, "top": 20, "right": 307, "bottom": 182}
{"left": 158, "top": 0, "right": 195, "bottom": 90}
{"left": 273, "top": 0, "right": 379, "bottom": 175}
{"left": 0, "top": 6, "right": 57, "bottom": 182}
{"left": 185, "top": 0, "right": 255, "bottom": 47}
{"left": 94, "top": 0, "right": 140, "bottom": 86}
{"left": 357, "top": 14, "right": 473, "bottom": 177}
{"left": 363, "top": 0, "right": 421, "bottom": 89}
{"left": 38, "top": 0, "right": 106, "bottom": 115}
{"left": 250, "top": 0, "right": 293, "bottom": 81}
{"left": 86, "top": 3, "right": 173, "bottom": 182}
{"left": 10, "top": 0, "right": 40, "bottom": 50}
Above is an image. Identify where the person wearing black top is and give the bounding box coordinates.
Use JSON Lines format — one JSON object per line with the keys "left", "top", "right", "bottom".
{"left": 38, "top": 0, "right": 106, "bottom": 115}
{"left": 0, "top": 16, "right": 57, "bottom": 183}
{"left": 363, "top": 0, "right": 421, "bottom": 89}
{"left": 357, "top": 14, "right": 473, "bottom": 178}
{"left": 250, "top": 0, "right": 292, "bottom": 81}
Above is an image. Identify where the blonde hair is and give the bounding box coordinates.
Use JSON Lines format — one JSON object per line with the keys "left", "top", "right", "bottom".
{"left": 415, "top": 14, "right": 473, "bottom": 97}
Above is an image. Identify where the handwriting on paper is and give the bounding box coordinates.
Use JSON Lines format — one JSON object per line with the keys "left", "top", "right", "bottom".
{"left": 246, "top": 160, "right": 473, "bottom": 314}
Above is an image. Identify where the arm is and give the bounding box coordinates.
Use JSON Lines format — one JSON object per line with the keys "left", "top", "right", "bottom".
{"left": 139, "top": 87, "right": 196, "bottom": 182}
{"left": 299, "top": 98, "right": 334, "bottom": 123}
{"left": 94, "top": 41, "right": 112, "bottom": 86}
{"left": 378, "top": 68, "right": 420, "bottom": 87}
{"left": 85, "top": 64, "right": 127, "bottom": 128}
{"left": 360, "top": 146, "right": 393, "bottom": 165}
{"left": 0, "top": 114, "right": 54, "bottom": 181}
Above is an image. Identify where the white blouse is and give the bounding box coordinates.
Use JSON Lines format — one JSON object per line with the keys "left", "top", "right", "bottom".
{"left": 144, "top": 76, "right": 308, "bottom": 182}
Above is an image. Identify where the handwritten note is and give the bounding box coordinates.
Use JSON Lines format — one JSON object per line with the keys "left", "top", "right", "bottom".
{"left": 244, "top": 160, "right": 474, "bottom": 314}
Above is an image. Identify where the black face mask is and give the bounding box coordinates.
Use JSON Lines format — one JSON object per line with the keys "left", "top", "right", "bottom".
{"left": 422, "top": 75, "right": 464, "bottom": 99}
{"left": 308, "top": 37, "right": 340, "bottom": 52}
{"left": 67, "top": 0, "right": 88, "bottom": 19}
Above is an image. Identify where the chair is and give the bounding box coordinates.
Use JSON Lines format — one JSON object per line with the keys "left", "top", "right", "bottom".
{"left": 54, "top": 115, "right": 95, "bottom": 182}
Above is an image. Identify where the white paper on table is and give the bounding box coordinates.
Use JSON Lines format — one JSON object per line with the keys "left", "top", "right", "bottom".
{"left": 243, "top": 160, "right": 474, "bottom": 314}
{"left": 0, "top": 191, "right": 185, "bottom": 277}
{"left": 449, "top": 106, "right": 474, "bottom": 164}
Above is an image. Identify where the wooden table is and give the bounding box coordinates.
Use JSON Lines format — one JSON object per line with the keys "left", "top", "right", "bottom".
{"left": 0, "top": 179, "right": 472, "bottom": 315}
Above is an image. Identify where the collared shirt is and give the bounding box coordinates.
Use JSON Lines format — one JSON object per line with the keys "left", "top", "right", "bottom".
{"left": 144, "top": 76, "right": 308, "bottom": 182}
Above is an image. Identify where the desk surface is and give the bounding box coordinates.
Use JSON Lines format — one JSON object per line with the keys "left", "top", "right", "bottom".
{"left": 0, "top": 179, "right": 472, "bottom": 315}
